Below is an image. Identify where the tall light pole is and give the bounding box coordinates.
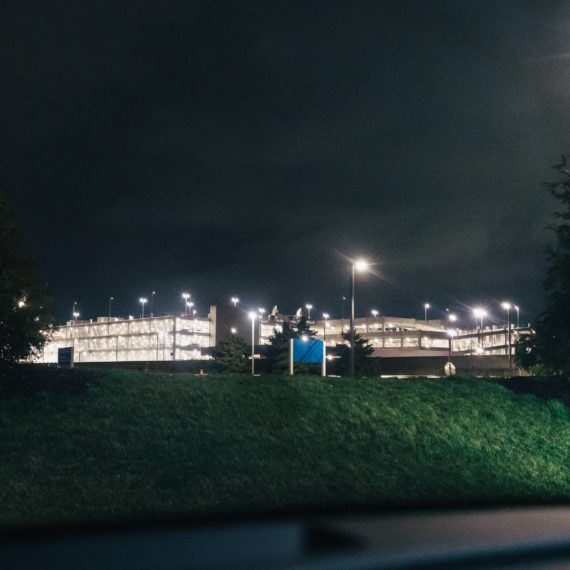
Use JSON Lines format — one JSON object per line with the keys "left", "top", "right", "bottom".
{"left": 139, "top": 297, "right": 148, "bottom": 318}
{"left": 514, "top": 305, "right": 520, "bottom": 328}
{"left": 248, "top": 311, "right": 257, "bottom": 375}
{"left": 187, "top": 301, "right": 194, "bottom": 317}
{"left": 350, "top": 259, "right": 370, "bottom": 377}
{"left": 231, "top": 296, "right": 239, "bottom": 307}
{"left": 322, "top": 312, "right": 329, "bottom": 342}
{"left": 305, "top": 304, "right": 313, "bottom": 320}
{"left": 424, "top": 303, "right": 431, "bottom": 322}
{"left": 182, "top": 293, "right": 190, "bottom": 315}
{"left": 150, "top": 291, "right": 156, "bottom": 317}
{"left": 501, "top": 302, "right": 512, "bottom": 373}
{"left": 473, "top": 308, "right": 487, "bottom": 352}
{"left": 72, "top": 301, "right": 78, "bottom": 321}
{"left": 73, "top": 311, "right": 80, "bottom": 321}
{"left": 108, "top": 297, "right": 114, "bottom": 319}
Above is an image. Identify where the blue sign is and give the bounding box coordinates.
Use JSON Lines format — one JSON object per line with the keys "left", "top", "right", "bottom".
{"left": 292, "top": 339, "right": 324, "bottom": 364}
{"left": 58, "top": 347, "right": 74, "bottom": 367}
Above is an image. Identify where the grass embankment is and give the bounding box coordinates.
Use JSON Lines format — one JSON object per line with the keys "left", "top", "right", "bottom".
{"left": 0, "top": 368, "right": 569, "bottom": 526}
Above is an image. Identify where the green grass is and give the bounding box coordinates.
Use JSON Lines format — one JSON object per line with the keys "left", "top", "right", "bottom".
{"left": 1, "top": 369, "right": 570, "bottom": 526}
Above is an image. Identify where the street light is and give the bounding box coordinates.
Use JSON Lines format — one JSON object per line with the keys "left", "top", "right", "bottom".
{"left": 150, "top": 291, "right": 156, "bottom": 317}
{"left": 305, "top": 304, "right": 313, "bottom": 320}
{"left": 322, "top": 312, "right": 329, "bottom": 342}
{"left": 424, "top": 303, "right": 431, "bottom": 322}
{"left": 501, "top": 302, "right": 513, "bottom": 373}
{"left": 350, "top": 258, "right": 370, "bottom": 377}
{"left": 231, "top": 296, "right": 239, "bottom": 307}
{"left": 230, "top": 327, "right": 237, "bottom": 334}
{"left": 473, "top": 307, "right": 487, "bottom": 352}
{"left": 139, "top": 297, "right": 148, "bottom": 318}
{"left": 448, "top": 313, "right": 457, "bottom": 323}
{"left": 248, "top": 311, "right": 257, "bottom": 375}
{"left": 182, "top": 293, "right": 190, "bottom": 315}
{"left": 73, "top": 311, "right": 80, "bottom": 321}
{"left": 72, "top": 301, "right": 78, "bottom": 321}
{"left": 514, "top": 305, "right": 520, "bottom": 328}
{"left": 186, "top": 301, "right": 194, "bottom": 317}
{"left": 108, "top": 297, "right": 114, "bottom": 319}
{"left": 447, "top": 328, "right": 456, "bottom": 362}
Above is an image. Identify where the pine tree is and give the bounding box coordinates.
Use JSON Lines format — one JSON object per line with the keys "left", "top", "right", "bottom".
{"left": 0, "top": 189, "right": 54, "bottom": 364}
{"left": 517, "top": 156, "right": 570, "bottom": 374}
{"left": 337, "top": 330, "right": 375, "bottom": 376}
{"left": 213, "top": 335, "right": 249, "bottom": 373}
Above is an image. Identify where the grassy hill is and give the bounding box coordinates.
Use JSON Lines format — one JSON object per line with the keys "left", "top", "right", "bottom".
{"left": 0, "top": 368, "right": 569, "bottom": 526}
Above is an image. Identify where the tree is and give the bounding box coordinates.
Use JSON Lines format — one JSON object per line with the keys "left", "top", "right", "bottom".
{"left": 516, "top": 156, "right": 570, "bottom": 375}
{"left": 265, "top": 316, "right": 317, "bottom": 373}
{"left": 0, "top": 189, "right": 54, "bottom": 364}
{"left": 337, "top": 330, "right": 375, "bottom": 376}
{"left": 213, "top": 335, "right": 248, "bottom": 373}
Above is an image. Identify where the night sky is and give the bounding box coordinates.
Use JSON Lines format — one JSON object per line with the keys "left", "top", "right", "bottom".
{"left": 2, "top": 1, "right": 569, "bottom": 324}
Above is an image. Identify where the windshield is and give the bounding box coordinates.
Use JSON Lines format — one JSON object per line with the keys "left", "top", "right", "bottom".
{"left": 1, "top": 1, "right": 568, "bottom": 528}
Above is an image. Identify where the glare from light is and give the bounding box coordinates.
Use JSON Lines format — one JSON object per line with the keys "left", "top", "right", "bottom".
{"left": 139, "top": 297, "right": 147, "bottom": 304}
{"left": 514, "top": 305, "right": 519, "bottom": 311}
{"left": 473, "top": 308, "right": 486, "bottom": 318}
{"left": 186, "top": 301, "right": 194, "bottom": 308}
{"left": 301, "top": 335, "right": 309, "bottom": 342}
{"left": 248, "top": 311, "right": 257, "bottom": 320}
{"left": 306, "top": 303, "right": 313, "bottom": 310}
{"left": 17, "top": 300, "right": 26, "bottom": 309}
{"left": 424, "top": 303, "right": 431, "bottom": 309}
{"left": 371, "top": 309, "right": 379, "bottom": 317}
{"left": 448, "top": 314, "right": 457, "bottom": 322}
{"left": 354, "top": 259, "right": 369, "bottom": 272}
{"left": 447, "top": 329, "right": 456, "bottom": 337}
{"left": 230, "top": 327, "right": 237, "bottom": 334}
{"left": 182, "top": 293, "right": 190, "bottom": 300}
{"left": 322, "top": 312, "right": 330, "bottom": 320}
{"left": 258, "top": 307, "right": 266, "bottom": 314}
{"left": 231, "top": 296, "right": 239, "bottom": 306}
{"left": 501, "top": 302, "right": 512, "bottom": 310}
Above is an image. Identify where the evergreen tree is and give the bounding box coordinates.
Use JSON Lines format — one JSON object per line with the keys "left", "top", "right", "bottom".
{"left": 517, "top": 156, "right": 570, "bottom": 374}
{"left": 337, "top": 330, "right": 375, "bottom": 376}
{"left": 0, "top": 189, "right": 54, "bottom": 364}
{"left": 213, "top": 335, "right": 248, "bottom": 373}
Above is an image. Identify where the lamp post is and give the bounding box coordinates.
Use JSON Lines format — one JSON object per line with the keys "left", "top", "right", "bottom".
{"left": 350, "top": 259, "right": 370, "bottom": 377}
{"left": 182, "top": 293, "right": 190, "bottom": 315}
{"left": 473, "top": 308, "right": 487, "bottom": 352}
{"left": 305, "top": 304, "right": 313, "bottom": 320}
{"left": 248, "top": 311, "right": 257, "bottom": 375}
{"left": 72, "top": 301, "right": 78, "bottom": 321}
{"left": 447, "top": 328, "right": 456, "bottom": 362}
{"left": 322, "top": 312, "right": 329, "bottom": 342}
{"left": 139, "top": 297, "right": 147, "bottom": 318}
{"left": 501, "top": 302, "right": 512, "bottom": 373}
{"left": 186, "top": 301, "right": 194, "bottom": 317}
{"left": 108, "top": 297, "right": 114, "bottom": 319}
{"left": 514, "top": 305, "right": 520, "bottom": 328}
{"left": 150, "top": 291, "right": 156, "bottom": 318}
{"left": 231, "top": 296, "right": 239, "bottom": 307}
{"left": 424, "top": 303, "right": 430, "bottom": 322}
{"left": 73, "top": 311, "right": 80, "bottom": 321}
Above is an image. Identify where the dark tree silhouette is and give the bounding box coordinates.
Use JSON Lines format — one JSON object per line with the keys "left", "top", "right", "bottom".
{"left": 0, "top": 189, "right": 54, "bottom": 364}
{"left": 517, "top": 156, "right": 570, "bottom": 374}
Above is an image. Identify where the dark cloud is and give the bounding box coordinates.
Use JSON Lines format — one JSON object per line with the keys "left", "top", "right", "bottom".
{"left": 1, "top": 1, "right": 567, "bottom": 323}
